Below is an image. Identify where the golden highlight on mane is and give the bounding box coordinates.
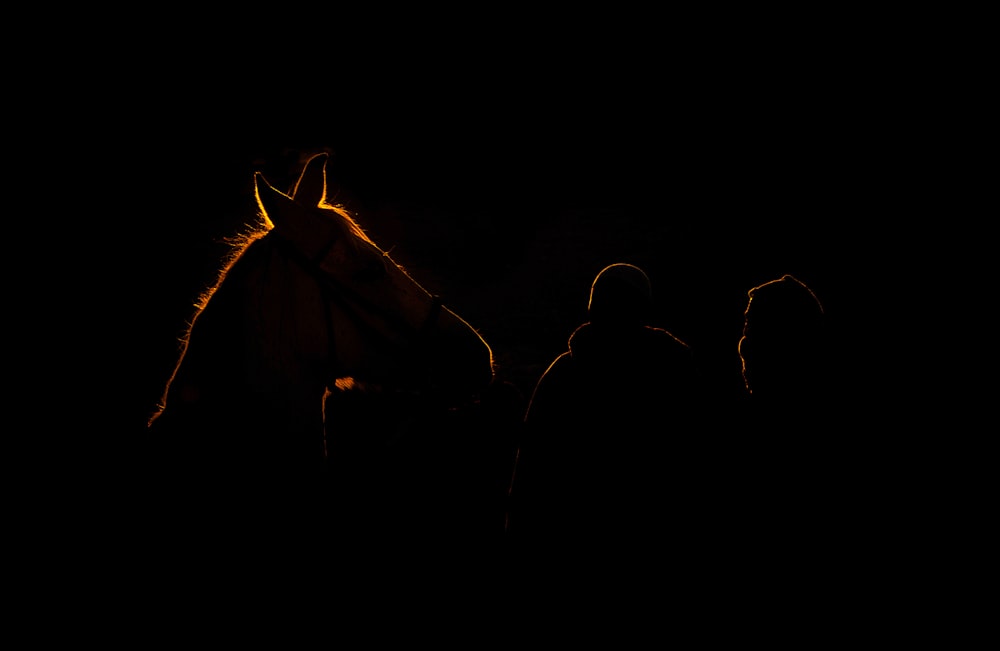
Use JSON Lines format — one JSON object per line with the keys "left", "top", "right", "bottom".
{"left": 192, "top": 199, "right": 374, "bottom": 313}
{"left": 147, "top": 222, "right": 270, "bottom": 425}
{"left": 320, "top": 200, "right": 377, "bottom": 248}
{"left": 148, "top": 188, "right": 397, "bottom": 428}
{"left": 194, "top": 224, "right": 269, "bottom": 312}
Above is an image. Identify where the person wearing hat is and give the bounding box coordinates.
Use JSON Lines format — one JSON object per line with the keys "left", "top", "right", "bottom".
{"left": 506, "top": 263, "right": 706, "bottom": 568}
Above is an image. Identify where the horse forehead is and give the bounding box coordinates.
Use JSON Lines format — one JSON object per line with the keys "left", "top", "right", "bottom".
{"left": 266, "top": 197, "right": 346, "bottom": 253}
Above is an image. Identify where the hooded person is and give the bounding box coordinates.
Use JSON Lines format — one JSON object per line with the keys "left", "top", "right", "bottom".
{"left": 523, "top": 263, "right": 700, "bottom": 428}
{"left": 506, "top": 263, "right": 706, "bottom": 563}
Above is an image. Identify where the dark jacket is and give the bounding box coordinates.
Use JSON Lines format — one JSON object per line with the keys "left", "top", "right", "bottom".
{"left": 508, "top": 321, "right": 708, "bottom": 557}
{"left": 525, "top": 321, "right": 700, "bottom": 430}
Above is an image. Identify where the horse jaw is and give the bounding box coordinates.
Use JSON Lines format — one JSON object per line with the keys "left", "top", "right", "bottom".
{"left": 431, "top": 308, "right": 496, "bottom": 395}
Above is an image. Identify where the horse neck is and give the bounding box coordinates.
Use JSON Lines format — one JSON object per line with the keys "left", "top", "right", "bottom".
{"left": 162, "top": 244, "right": 333, "bottom": 427}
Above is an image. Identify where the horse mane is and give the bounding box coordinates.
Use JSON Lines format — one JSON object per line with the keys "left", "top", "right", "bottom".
{"left": 147, "top": 186, "right": 375, "bottom": 427}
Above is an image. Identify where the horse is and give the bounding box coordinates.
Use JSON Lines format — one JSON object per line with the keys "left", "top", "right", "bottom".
{"left": 145, "top": 152, "right": 496, "bottom": 563}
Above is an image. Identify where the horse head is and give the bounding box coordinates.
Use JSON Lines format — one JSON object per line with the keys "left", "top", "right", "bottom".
{"left": 147, "top": 152, "right": 494, "bottom": 480}
{"left": 255, "top": 152, "right": 495, "bottom": 399}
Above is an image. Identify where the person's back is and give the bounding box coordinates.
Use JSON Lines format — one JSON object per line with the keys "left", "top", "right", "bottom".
{"left": 727, "top": 274, "right": 870, "bottom": 597}
{"left": 734, "top": 273, "right": 834, "bottom": 511}
{"left": 735, "top": 273, "right": 836, "bottom": 476}
{"left": 508, "top": 264, "right": 707, "bottom": 567}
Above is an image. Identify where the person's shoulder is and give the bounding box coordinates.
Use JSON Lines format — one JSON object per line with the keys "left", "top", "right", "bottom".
{"left": 642, "top": 326, "right": 692, "bottom": 352}
{"left": 538, "top": 350, "right": 574, "bottom": 380}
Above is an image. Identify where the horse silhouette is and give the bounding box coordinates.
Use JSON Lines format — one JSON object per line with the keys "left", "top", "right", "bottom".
{"left": 145, "top": 152, "right": 495, "bottom": 554}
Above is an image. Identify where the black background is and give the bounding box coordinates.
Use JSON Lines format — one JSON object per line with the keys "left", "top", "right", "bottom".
{"left": 20, "top": 14, "right": 989, "bottom": 634}
{"left": 48, "top": 14, "right": 954, "bottom": 456}
{"left": 118, "top": 45, "right": 899, "bottom": 433}
{"left": 14, "top": 10, "right": 985, "bottom": 634}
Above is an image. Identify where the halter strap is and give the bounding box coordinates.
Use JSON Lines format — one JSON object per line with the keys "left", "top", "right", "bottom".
{"left": 268, "top": 230, "right": 444, "bottom": 389}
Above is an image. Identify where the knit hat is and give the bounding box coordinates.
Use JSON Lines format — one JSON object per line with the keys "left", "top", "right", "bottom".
{"left": 587, "top": 263, "right": 652, "bottom": 326}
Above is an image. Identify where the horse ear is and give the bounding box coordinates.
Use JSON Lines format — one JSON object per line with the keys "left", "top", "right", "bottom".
{"left": 290, "top": 152, "right": 328, "bottom": 207}
{"left": 255, "top": 171, "right": 292, "bottom": 229}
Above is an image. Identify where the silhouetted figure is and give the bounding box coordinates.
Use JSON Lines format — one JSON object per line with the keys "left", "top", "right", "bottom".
{"left": 739, "top": 273, "right": 831, "bottom": 408}
{"left": 506, "top": 263, "right": 706, "bottom": 575}
{"left": 729, "top": 274, "right": 869, "bottom": 605}
{"left": 142, "top": 152, "right": 496, "bottom": 590}
{"left": 735, "top": 273, "right": 835, "bottom": 483}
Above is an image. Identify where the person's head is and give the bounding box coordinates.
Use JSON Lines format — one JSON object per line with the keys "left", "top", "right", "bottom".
{"left": 738, "top": 274, "right": 827, "bottom": 397}
{"left": 587, "top": 263, "right": 652, "bottom": 328}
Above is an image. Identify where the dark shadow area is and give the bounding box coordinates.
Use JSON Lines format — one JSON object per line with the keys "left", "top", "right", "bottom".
{"left": 507, "top": 263, "right": 709, "bottom": 569}
{"left": 57, "top": 47, "right": 953, "bottom": 627}
{"left": 119, "top": 137, "right": 871, "bottom": 592}
{"left": 24, "top": 14, "right": 983, "bottom": 638}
